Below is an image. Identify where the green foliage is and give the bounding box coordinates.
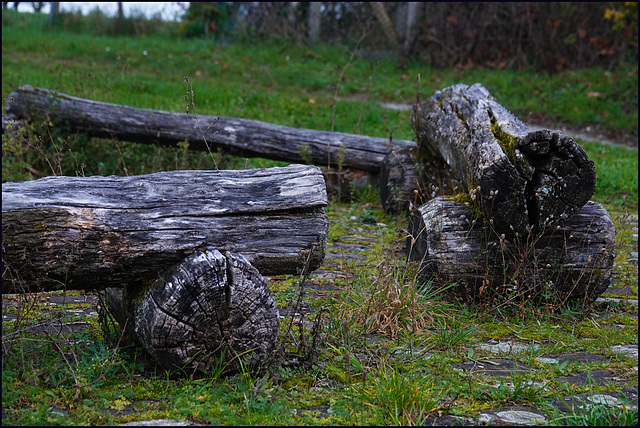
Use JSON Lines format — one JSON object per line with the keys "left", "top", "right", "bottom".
{"left": 580, "top": 139, "right": 638, "bottom": 209}
{"left": 351, "top": 363, "right": 444, "bottom": 425}
{"left": 604, "top": 2, "right": 638, "bottom": 52}
{"left": 176, "top": 2, "right": 234, "bottom": 39}
{"left": 1, "top": 8, "right": 638, "bottom": 427}
{"left": 545, "top": 399, "right": 639, "bottom": 426}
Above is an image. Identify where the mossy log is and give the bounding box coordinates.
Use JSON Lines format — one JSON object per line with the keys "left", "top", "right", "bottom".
{"left": 2, "top": 164, "right": 328, "bottom": 293}
{"left": 406, "top": 197, "right": 615, "bottom": 307}
{"left": 411, "top": 83, "right": 596, "bottom": 238}
{"left": 4, "top": 85, "right": 417, "bottom": 209}
{"left": 104, "top": 249, "right": 279, "bottom": 375}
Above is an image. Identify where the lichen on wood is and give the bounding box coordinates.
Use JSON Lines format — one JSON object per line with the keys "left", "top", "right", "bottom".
{"left": 2, "top": 164, "right": 328, "bottom": 293}
{"left": 411, "top": 83, "right": 596, "bottom": 238}
{"left": 406, "top": 197, "right": 615, "bottom": 307}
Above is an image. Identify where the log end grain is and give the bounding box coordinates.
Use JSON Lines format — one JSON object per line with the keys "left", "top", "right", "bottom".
{"left": 412, "top": 83, "right": 597, "bottom": 238}
{"left": 107, "top": 249, "right": 279, "bottom": 375}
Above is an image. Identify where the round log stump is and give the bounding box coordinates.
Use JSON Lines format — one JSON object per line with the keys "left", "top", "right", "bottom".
{"left": 106, "top": 249, "right": 279, "bottom": 375}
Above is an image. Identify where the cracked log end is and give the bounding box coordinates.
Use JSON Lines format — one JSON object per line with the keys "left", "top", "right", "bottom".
{"left": 412, "top": 83, "right": 596, "bottom": 238}
{"left": 406, "top": 197, "right": 615, "bottom": 308}
{"left": 106, "top": 249, "right": 279, "bottom": 375}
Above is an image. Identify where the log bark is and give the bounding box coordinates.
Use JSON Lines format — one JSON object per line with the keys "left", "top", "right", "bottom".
{"left": 379, "top": 143, "right": 420, "bottom": 214}
{"left": 2, "top": 164, "right": 328, "bottom": 293}
{"left": 411, "top": 83, "right": 596, "bottom": 238}
{"left": 407, "top": 197, "right": 615, "bottom": 307}
{"left": 4, "top": 85, "right": 416, "bottom": 174}
{"left": 104, "top": 249, "right": 279, "bottom": 375}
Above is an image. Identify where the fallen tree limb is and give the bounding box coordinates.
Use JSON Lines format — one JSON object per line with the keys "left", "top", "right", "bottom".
{"left": 2, "top": 164, "right": 328, "bottom": 293}
{"left": 411, "top": 83, "right": 596, "bottom": 237}
{"left": 4, "top": 85, "right": 416, "bottom": 174}
{"left": 5, "top": 85, "right": 420, "bottom": 213}
{"left": 406, "top": 197, "right": 615, "bottom": 307}
{"left": 104, "top": 250, "right": 279, "bottom": 375}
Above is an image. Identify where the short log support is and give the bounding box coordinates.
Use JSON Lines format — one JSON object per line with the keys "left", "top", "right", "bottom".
{"left": 407, "top": 197, "right": 615, "bottom": 307}
{"left": 105, "top": 249, "right": 280, "bottom": 374}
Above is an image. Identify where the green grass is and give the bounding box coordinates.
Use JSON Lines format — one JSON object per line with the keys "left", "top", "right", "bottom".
{"left": 2, "top": 9, "right": 638, "bottom": 427}
{"left": 3, "top": 9, "right": 637, "bottom": 210}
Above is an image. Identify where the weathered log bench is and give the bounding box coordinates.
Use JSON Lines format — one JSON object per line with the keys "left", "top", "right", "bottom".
{"left": 3, "top": 85, "right": 419, "bottom": 213}
{"left": 411, "top": 83, "right": 596, "bottom": 238}
{"left": 407, "top": 197, "right": 615, "bottom": 307}
{"left": 2, "top": 164, "right": 328, "bottom": 373}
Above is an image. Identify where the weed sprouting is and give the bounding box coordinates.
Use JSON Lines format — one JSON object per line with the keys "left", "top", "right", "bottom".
{"left": 329, "top": 256, "right": 451, "bottom": 340}
{"left": 351, "top": 361, "right": 444, "bottom": 426}
{"left": 180, "top": 75, "right": 221, "bottom": 170}
{"left": 430, "top": 318, "right": 477, "bottom": 351}
{"left": 544, "top": 399, "right": 639, "bottom": 426}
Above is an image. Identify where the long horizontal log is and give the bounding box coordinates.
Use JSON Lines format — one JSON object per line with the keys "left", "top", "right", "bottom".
{"left": 407, "top": 197, "right": 615, "bottom": 307}
{"left": 4, "top": 85, "right": 417, "bottom": 174}
{"left": 411, "top": 83, "right": 596, "bottom": 237}
{"left": 105, "top": 250, "right": 279, "bottom": 375}
{"left": 2, "top": 164, "right": 328, "bottom": 293}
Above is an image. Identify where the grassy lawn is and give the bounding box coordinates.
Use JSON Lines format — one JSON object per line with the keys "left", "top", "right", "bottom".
{"left": 2, "top": 9, "right": 638, "bottom": 426}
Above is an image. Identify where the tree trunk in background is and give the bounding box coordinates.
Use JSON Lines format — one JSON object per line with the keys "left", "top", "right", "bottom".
{"left": 403, "top": 2, "right": 421, "bottom": 54}
{"left": 395, "top": 3, "right": 407, "bottom": 45}
{"left": 105, "top": 250, "right": 280, "bottom": 375}
{"left": 2, "top": 165, "right": 328, "bottom": 293}
{"left": 370, "top": 2, "right": 400, "bottom": 50}
{"left": 288, "top": 1, "right": 299, "bottom": 26}
{"left": 48, "top": 1, "right": 58, "bottom": 25}
{"left": 407, "top": 197, "right": 615, "bottom": 308}
{"left": 307, "top": 2, "right": 321, "bottom": 42}
{"left": 411, "top": 83, "right": 596, "bottom": 239}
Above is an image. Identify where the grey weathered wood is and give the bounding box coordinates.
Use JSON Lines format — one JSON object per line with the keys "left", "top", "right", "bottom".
{"left": 411, "top": 83, "right": 596, "bottom": 237}
{"left": 4, "top": 85, "right": 416, "bottom": 174}
{"left": 407, "top": 197, "right": 615, "bottom": 306}
{"left": 105, "top": 249, "right": 279, "bottom": 374}
{"left": 2, "top": 164, "right": 328, "bottom": 293}
{"left": 379, "top": 143, "right": 420, "bottom": 214}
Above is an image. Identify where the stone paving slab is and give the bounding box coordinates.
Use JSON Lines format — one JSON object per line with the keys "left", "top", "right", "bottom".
{"left": 454, "top": 359, "right": 537, "bottom": 377}
{"left": 611, "top": 344, "right": 638, "bottom": 359}
{"left": 476, "top": 406, "right": 548, "bottom": 425}
{"left": 553, "top": 388, "right": 638, "bottom": 413}
{"left": 119, "top": 419, "right": 201, "bottom": 426}
{"left": 554, "top": 369, "right": 625, "bottom": 386}
{"left": 478, "top": 340, "right": 540, "bottom": 354}
{"left": 535, "top": 351, "right": 608, "bottom": 364}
